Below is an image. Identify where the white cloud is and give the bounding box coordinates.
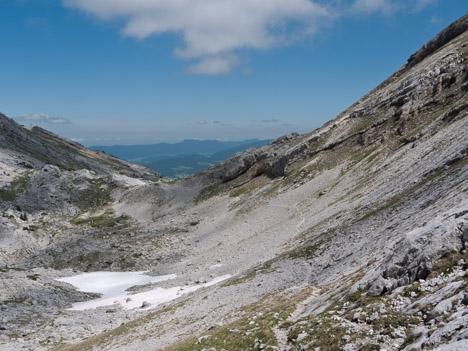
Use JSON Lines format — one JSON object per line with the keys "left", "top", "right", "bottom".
{"left": 17, "top": 113, "right": 70, "bottom": 124}
{"left": 412, "top": 0, "right": 437, "bottom": 12}
{"left": 351, "top": 0, "right": 398, "bottom": 15}
{"left": 351, "top": 0, "right": 436, "bottom": 15}
{"left": 187, "top": 55, "right": 241, "bottom": 75}
{"left": 429, "top": 15, "right": 441, "bottom": 25}
{"left": 62, "top": 0, "right": 440, "bottom": 74}
{"left": 63, "top": 0, "right": 331, "bottom": 74}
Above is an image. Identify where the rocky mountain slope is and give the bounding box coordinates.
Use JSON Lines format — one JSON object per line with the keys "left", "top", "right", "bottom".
{"left": 1, "top": 14, "right": 468, "bottom": 351}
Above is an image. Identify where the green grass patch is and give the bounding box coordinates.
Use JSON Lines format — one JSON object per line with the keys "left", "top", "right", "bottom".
{"left": 70, "top": 214, "right": 129, "bottom": 228}
{"left": 351, "top": 115, "right": 381, "bottom": 134}
{"left": 287, "top": 239, "right": 325, "bottom": 260}
{"left": 0, "top": 171, "right": 31, "bottom": 202}
{"left": 340, "top": 147, "right": 379, "bottom": 177}
{"left": 223, "top": 261, "right": 274, "bottom": 287}
{"left": 165, "top": 292, "right": 310, "bottom": 351}
{"left": 288, "top": 313, "right": 348, "bottom": 351}
{"left": 76, "top": 178, "right": 111, "bottom": 209}
{"left": 195, "top": 183, "right": 224, "bottom": 203}
{"left": 27, "top": 274, "right": 40, "bottom": 281}
{"left": 429, "top": 251, "right": 468, "bottom": 278}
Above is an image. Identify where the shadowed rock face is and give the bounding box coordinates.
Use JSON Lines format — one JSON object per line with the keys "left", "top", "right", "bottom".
{"left": 0, "top": 14, "right": 468, "bottom": 351}
{"left": 0, "top": 113, "right": 160, "bottom": 180}
{"left": 407, "top": 13, "right": 468, "bottom": 68}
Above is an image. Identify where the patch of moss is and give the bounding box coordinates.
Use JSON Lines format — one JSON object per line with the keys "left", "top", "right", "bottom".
{"left": 165, "top": 293, "right": 307, "bottom": 351}
{"left": 402, "top": 283, "right": 424, "bottom": 298}
{"left": 429, "top": 252, "right": 468, "bottom": 278}
{"left": 70, "top": 214, "right": 129, "bottom": 228}
{"left": 223, "top": 261, "right": 274, "bottom": 287}
{"left": 75, "top": 178, "right": 111, "bottom": 209}
{"left": 371, "top": 312, "right": 419, "bottom": 330}
{"left": 195, "top": 183, "right": 224, "bottom": 203}
{"left": 0, "top": 171, "right": 31, "bottom": 202}
{"left": 351, "top": 115, "right": 381, "bottom": 134}
{"left": 340, "top": 147, "right": 379, "bottom": 177}
{"left": 288, "top": 313, "right": 348, "bottom": 351}
{"left": 229, "top": 186, "right": 250, "bottom": 198}
{"left": 27, "top": 274, "right": 40, "bottom": 281}
{"left": 360, "top": 344, "right": 381, "bottom": 351}
{"left": 287, "top": 239, "right": 325, "bottom": 260}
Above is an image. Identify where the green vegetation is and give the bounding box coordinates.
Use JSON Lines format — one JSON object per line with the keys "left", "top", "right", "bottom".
{"left": 229, "top": 186, "right": 250, "bottom": 198}
{"left": 351, "top": 115, "right": 381, "bottom": 134}
{"left": 27, "top": 274, "right": 40, "bottom": 281}
{"left": 195, "top": 183, "right": 224, "bottom": 203}
{"left": 0, "top": 171, "right": 31, "bottom": 202}
{"left": 282, "top": 159, "right": 329, "bottom": 188}
{"left": 288, "top": 311, "right": 348, "bottom": 351}
{"left": 70, "top": 214, "right": 130, "bottom": 228}
{"left": 165, "top": 292, "right": 311, "bottom": 351}
{"left": 223, "top": 261, "right": 274, "bottom": 287}
{"left": 429, "top": 251, "right": 468, "bottom": 278}
{"left": 76, "top": 178, "right": 111, "bottom": 209}
{"left": 360, "top": 344, "right": 381, "bottom": 351}
{"left": 287, "top": 239, "right": 325, "bottom": 260}
{"left": 340, "top": 147, "right": 379, "bottom": 177}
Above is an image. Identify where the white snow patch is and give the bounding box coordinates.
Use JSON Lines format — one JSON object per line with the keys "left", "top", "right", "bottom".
{"left": 111, "top": 173, "right": 146, "bottom": 187}
{"left": 210, "top": 264, "right": 224, "bottom": 269}
{"left": 56, "top": 271, "right": 231, "bottom": 311}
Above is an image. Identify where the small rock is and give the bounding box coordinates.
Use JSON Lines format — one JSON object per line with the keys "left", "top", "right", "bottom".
{"left": 141, "top": 301, "right": 151, "bottom": 308}
{"left": 297, "top": 332, "right": 308, "bottom": 342}
{"left": 391, "top": 330, "right": 406, "bottom": 339}
{"left": 198, "top": 335, "right": 212, "bottom": 344}
{"left": 461, "top": 293, "right": 468, "bottom": 306}
{"left": 368, "top": 312, "right": 380, "bottom": 322}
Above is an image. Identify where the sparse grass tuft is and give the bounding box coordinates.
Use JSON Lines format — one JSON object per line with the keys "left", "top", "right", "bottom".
{"left": 0, "top": 171, "right": 31, "bottom": 202}
{"left": 70, "top": 214, "right": 129, "bottom": 228}
{"left": 76, "top": 178, "right": 111, "bottom": 209}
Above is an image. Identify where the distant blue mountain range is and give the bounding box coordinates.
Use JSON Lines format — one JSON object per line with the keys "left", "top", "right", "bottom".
{"left": 90, "top": 139, "right": 271, "bottom": 178}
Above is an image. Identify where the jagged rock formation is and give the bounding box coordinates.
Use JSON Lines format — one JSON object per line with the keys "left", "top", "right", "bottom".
{"left": 0, "top": 14, "right": 467, "bottom": 351}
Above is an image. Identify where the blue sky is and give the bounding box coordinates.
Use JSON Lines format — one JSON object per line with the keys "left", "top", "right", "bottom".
{"left": 0, "top": 0, "right": 466, "bottom": 146}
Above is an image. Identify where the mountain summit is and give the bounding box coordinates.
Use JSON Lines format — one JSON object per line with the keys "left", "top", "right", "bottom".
{"left": 1, "top": 14, "right": 467, "bottom": 351}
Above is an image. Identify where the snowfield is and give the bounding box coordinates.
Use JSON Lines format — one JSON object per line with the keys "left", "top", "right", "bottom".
{"left": 57, "top": 271, "right": 231, "bottom": 311}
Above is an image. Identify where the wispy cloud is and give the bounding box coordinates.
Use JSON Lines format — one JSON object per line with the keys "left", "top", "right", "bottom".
{"left": 351, "top": 0, "right": 437, "bottom": 15}
{"left": 17, "top": 113, "right": 71, "bottom": 124}
{"left": 62, "top": 0, "right": 439, "bottom": 75}
{"left": 221, "top": 122, "right": 234, "bottom": 127}
{"left": 252, "top": 119, "right": 280, "bottom": 124}
{"left": 63, "top": 0, "right": 331, "bottom": 75}
{"left": 429, "top": 14, "right": 441, "bottom": 25}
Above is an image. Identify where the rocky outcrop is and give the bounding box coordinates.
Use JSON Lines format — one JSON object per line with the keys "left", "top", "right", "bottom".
{"left": 0, "top": 113, "right": 160, "bottom": 180}
{"left": 407, "top": 13, "right": 468, "bottom": 68}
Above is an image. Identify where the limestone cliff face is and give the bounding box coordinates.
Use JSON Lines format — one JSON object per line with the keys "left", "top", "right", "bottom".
{"left": 0, "top": 14, "right": 467, "bottom": 351}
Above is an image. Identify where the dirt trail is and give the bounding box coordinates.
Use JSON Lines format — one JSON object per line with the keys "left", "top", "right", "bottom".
{"left": 273, "top": 287, "right": 321, "bottom": 350}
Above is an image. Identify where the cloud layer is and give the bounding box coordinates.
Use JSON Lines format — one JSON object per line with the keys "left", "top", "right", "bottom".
{"left": 63, "top": 0, "right": 438, "bottom": 74}
{"left": 17, "top": 113, "right": 70, "bottom": 124}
